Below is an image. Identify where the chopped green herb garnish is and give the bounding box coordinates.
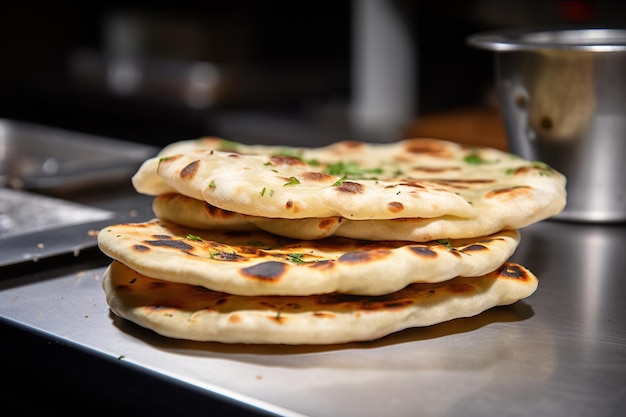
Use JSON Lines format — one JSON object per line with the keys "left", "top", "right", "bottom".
{"left": 506, "top": 168, "right": 517, "bottom": 175}
{"left": 269, "top": 189, "right": 275, "bottom": 197}
{"left": 208, "top": 180, "right": 216, "bottom": 188}
{"left": 260, "top": 187, "right": 266, "bottom": 196}
{"left": 218, "top": 139, "right": 241, "bottom": 150}
{"left": 283, "top": 176, "right": 301, "bottom": 186}
{"left": 436, "top": 239, "right": 454, "bottom": 249}
{"left": 332, "top": 175, "right": 347, "bottom": 186}
{"left": 286, "top": 253, "right": 305, "bottom": 263}
{"left": 157, "top": 156, "right": 171, "bottom": 170}
{"left": 275, "top": 148, "right": 301, "bottom": 158}
{"left": 324, "top": 161, "right": 383, "bottom": 179}
{"left": 186, "top": 234, "right": 202, "bottom": 241}
{"left": 463, "top": 154, "right": 488, "bottom": 164}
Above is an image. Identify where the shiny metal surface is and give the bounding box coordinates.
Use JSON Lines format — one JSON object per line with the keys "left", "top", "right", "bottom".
{"left": 0, "top": 118, "right": 158, "bottom": 191}
{"left": 0, "top": 120, "right": 158, "bottom": 267}
{"left": 468, "top": 29, "right": 626, "bottom": 222}
{"left": 1, "top": 219, "right": 625, "bottom": 417}
{"left": 467, "top": 28, "right": 626, "bottom": 52}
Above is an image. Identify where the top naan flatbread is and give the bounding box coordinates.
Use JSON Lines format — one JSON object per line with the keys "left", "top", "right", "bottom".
{"left": 132, "top": 137, "right": 566, "bottom": 222}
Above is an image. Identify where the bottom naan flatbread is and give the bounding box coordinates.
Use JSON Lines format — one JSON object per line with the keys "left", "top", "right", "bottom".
{"left": 103, "top": 260, "right": 538, "bottom": 345}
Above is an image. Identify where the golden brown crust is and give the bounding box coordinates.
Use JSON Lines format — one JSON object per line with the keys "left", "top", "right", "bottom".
{"left": 102, "top": 260, "right": 538, "bottom": 344}
{"left": 97, "top": 219, "right": 521, "bottom": 296}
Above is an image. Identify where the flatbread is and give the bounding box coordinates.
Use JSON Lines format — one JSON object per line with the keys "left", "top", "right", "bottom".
{"left": 153, "top": 191, "right": 542, "bottom": 241}
{"left": 102, "top": 260, "right": 538, "bottom": 344}
{"left": 131, "top": 138, "right": 566, "bottom": 222}
{"left": 97, "top": 219, "right": 520, "bottom": 296}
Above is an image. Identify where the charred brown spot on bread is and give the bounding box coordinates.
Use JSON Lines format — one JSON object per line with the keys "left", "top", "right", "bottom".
{"left": 179, "top": 160, "right": 200, "bottom": 179}
{"left": 152, "top": 234, "right": 171, "bottom": 239}
{"left": 411, "top": 166, "right": 462, "bottom": 174}
{"left": 285, "top": 199, "right": 294, "bottom": 210}
{"left": 387, "top": 201, "right": 404, "bottom": 213}
{"left": 358, "top": 299, "right": 414, "bottom": 311}
{"left": 237, "top": 245, "right": 266, "bottom": 256}
{"left": 157, "top": 193, "right": 176, "bottom": 202}
{"left": 133, "top": 244, "right": 150, "bottom": 252}
{"left": 300, "top": 171, "right": 335, "bottom": 183}
{"left": 486, "top": 185, "right": 532, "bottom": 199}
{"left": 115, "top": 284, "right": 132, "bottom": 291}
{"left": 240, "top": 261, "right": 287, "bottom": 281}
{"left": 500, "top": 263, "right": 532, "bottom": 281}
{"left": 338, "top": 140, "right": 365, "bottom": 149}
{"left": 269, "top": 314, "right": 287, "bottom": 323}
{"left": 313, "top": 312, "right": 336, "bottom": 318}
{"left": 319, "top": 293, "right": 412, "bottom": 310}
{"left": 269, "top": 155, "right": 307, "bottom": 166}
{"left": 510, "top": 166, "right": 533, "bottom": 175}
{"left": 460, "top": 244, "right": 488, "bottom": 253}
{"left": 404, "top": 139, "right": 453, "bottom": 157}
{"left": 203, "top": 202, "right": 237, "bottom": 218}
{"left": 335, "top": 181, "right": 365, "bottom": 194}
{"left": 308, "top": 260, "right": 334, "bottom": 270}
{"left": 145, "top": 239, "right": 194, "bottom": 251}
{"left": 228, "top": 314, "right": 242, "bottom": 323}
{"left": 447, "top": 282, "right": 475, "bottom": 293}
{"left": 148, "top": 281, "right": 168, "bottom": 289}
{"left": 259, "top": 301, "right": 277, "bottom": 309}
{"left": 409, "top": 246, "right": 437, "bottom": 257}
{"left": 381, "top": 300, "right": 414, "bottom": 309}
{"left": 338, "top": 249, "right": 392, "bottom": 263}
{"left": 212, "top": 251, "right": 244, "bottom": 261}
{"left": 389, "top": 182, "right": 426, "bottom": 190}
{"left": 318, "top": 217, "right": 339, "bottom": 231}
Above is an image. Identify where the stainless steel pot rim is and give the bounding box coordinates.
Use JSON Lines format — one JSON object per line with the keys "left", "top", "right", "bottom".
{"left": 468, "top": 27, "right": 626, "bottom": 52}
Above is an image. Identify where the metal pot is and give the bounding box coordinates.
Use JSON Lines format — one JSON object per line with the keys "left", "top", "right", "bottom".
{"left": 468, "top": 28, "right": 626, "bottom": 223}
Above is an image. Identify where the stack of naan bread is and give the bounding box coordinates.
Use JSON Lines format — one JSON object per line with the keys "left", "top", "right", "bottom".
{"left": 98, "top": 137, "right": 566, "bottom": 345}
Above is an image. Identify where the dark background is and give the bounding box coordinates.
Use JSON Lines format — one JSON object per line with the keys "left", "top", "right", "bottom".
{"left": 0, "top": 0, "right": 624, "bottom": 147}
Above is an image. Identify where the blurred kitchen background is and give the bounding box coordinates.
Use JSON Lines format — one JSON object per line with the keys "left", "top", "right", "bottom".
{"left": 1, "top": 0, "right": 625, "bottom": 148}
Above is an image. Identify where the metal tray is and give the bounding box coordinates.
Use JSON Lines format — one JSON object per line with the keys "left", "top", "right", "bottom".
{"left": 0, "top": 118, "right": 158, "bottom": 191}
{"left": 0, "top": 119, "right": 158, "bottom": 267}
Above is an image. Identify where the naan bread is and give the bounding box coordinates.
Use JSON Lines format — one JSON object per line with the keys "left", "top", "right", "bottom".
{"left": 102, "top": 260, "right": 538, "bottom": 344}
{"left": 131, "top": 138, "right": 566, "bottom": 222}
{"left": 153, "top": 191, "right": 543, "bottom": 241}
{"left": 97, "top": 219, "right": 520, "bottom": 296}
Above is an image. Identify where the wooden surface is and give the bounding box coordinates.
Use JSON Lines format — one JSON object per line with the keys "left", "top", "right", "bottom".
{"left": 404, "top": 106, "right": 509, "bottom": 151}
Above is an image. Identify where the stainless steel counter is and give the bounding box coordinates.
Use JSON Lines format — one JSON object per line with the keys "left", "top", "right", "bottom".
{"left": 1, "top": 216, "right": 625, "bottom": 417}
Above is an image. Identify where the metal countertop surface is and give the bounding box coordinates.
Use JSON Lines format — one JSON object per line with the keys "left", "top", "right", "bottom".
{"left": 1, "top": 214, "right": 625, "bottom": 417}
